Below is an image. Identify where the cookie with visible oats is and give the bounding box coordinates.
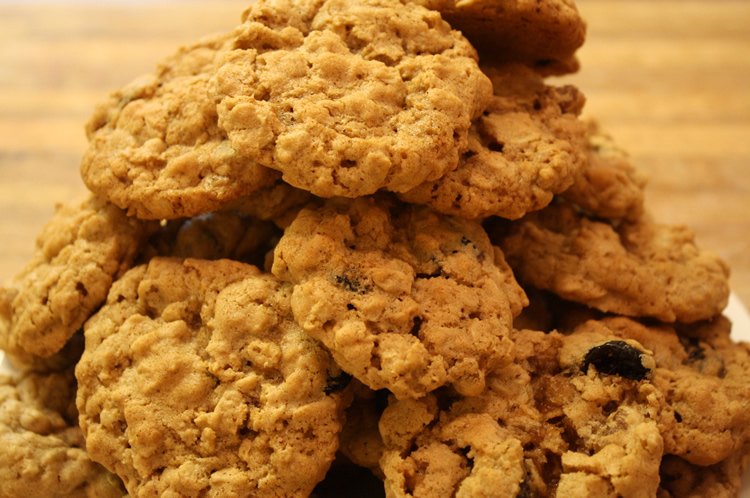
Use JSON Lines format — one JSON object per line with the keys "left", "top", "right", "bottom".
{"left": 211, "top": 0, "right": 492, "bottom": 198}
{"left": 272, "top": 195, "right": 527, "bottom": 399}
{"left": 0, "top": 368, "right": 126, "bottom": 497}
{"left": 597, "top": 315, "right": 750, "bottom": 467}
{"left": 398, "top": 63, "right": 588, "bottom": 220}
{"left": 0, "top": 195, "right": 155, "bottom": 360}
{"left": 377, "top": 326, "right": 665, "bottom": 497}
{"left": 76, "top": 257, "right": 348, "bottom": 497}
{"left": 81, "top": 30, "right": 279, "bottom": 220}
{"left": 561, "top": 121, "right": 648, "bottom": 222}
{"left": 413, "top": 0, "right": 586, "bottom": 75}
{"left": 495, "top": 199, "right": 731, "bottom": 323}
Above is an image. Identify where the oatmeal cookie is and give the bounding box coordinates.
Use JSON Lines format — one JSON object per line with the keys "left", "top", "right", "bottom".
{"left": 398, "top": 63, "right": 588, "bottom": 220}
{"left": 599, "top": 315, "right": 750, "bottom": 466}
{"left": 413, "top": 0, "right": 586, "bottom": 75}
{"left": 378, "top": 326, "right": 665, "bottom": 497}
{"left": 272, "top": 196, "right": 527, "bottom": 399}
{"left": 0, "top": 195, "right": 155, "bottom": 359}
{"left": 81, "top": 31, "right": 279, "bottom": 220}
{"left": 560, "top": 121, "right": 648, "bottom": 222}
{"left": 76, "top": 257, "right": 348, "bottom": 497}
{"left": 495, "top": 199, "right": 731, "bottom": 323}
{"left": 0, "top": 368, "right": 126, "bottom": 497}
{"left": 211, "top": 0, "right": 493, "bottom": 198}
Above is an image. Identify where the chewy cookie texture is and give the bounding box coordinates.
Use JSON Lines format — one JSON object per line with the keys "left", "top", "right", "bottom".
{"left": 0, "top": 0, "right": 747, "bottom": 496}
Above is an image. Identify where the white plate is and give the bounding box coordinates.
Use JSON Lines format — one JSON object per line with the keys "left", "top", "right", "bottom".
{"left": 2, "top": 295, "right": 750, "bottom": 493}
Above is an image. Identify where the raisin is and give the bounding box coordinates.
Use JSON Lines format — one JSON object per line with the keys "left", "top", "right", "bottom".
{"left": 324, "top": 371, "right": 353, "bottom": 394}
{"left": 582, "top": 341, "right": 649, "bottom": 381}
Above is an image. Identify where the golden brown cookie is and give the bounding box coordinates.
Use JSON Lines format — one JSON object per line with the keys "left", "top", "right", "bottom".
{"left": 81, "top": 31, "right": 279, "bottom": 220}
{"left": 398, "top": 63, "right": 588, "bottom": 220}
{"left": 272, "top": 196, "right": 527, "bottom": 399}
{"left": 413, "top": 0, "right": 586, "bottom": 75}
{"left": 0, "top": 368, "right": 126, "bottom": 497}
{"left": 76, "top": 257, "right": 349, "bottom": 497}
{"left": 600, "top": 315, "right": 750, "bottom": 467}
{"left": 378, "top": 326, "right": 665, "bottom": 497}
{"left": 211, "top": 0, "right": 493, "bottom": 198}
{"left": 495, "top": 199, "right": 731, "bottom": 323}
{"left": 0, "top": 195, "right": 156, "bottom": 360}
{"left": 560, "top": 120, "right": 648, "bottom": 222}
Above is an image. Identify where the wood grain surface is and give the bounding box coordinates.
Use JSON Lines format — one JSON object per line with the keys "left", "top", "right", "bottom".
{"left": 1, "top": 1, "right": 748, "bottom": 310}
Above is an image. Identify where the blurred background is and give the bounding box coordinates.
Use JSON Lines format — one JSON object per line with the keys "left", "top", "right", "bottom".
{"left": 0, "top": 0, "right": 749, "bottom": 306}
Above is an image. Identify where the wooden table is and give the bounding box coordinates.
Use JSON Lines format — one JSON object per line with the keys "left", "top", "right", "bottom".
{"left": 1, "top": 1, "right": 749, "bottom": 309}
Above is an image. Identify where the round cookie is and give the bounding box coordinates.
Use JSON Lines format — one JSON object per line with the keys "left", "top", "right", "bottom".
{"left": 211, "top": 0, "right": 493, "bottom": 198}
{"left": 81, "top": 30, "right": 279, "bottom": 220}
{"left": 560, "top": 120, "right": 648, "bottom": 222}
{"left": 272, "top": 195, "right": 527, "bottom": 399}
{"left": 0, "top": 195, "right": 156, "bottom": 360}
{"left": 398, "top": 63, "right": 588, "bottom": 220}
{"left": 76, "top": 257, "right": 348, "bottom": 497}
{"left": 494, "top": 199, "right": 731, "bottom": 323}
{"left": 0, "top": 368, "right": 126, "bottom": 497}
{"left": 377, "top": 326, "right": 665, "bottom": 497}
{"left": 412, "top": 0, "right": 586, "bottom": 75}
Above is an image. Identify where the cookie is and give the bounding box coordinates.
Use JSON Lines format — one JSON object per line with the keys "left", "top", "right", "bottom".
{"left": 398, "top": 63, "right": 588, "bottom": 220}
{"left": 81, "top": 31, "right": 279, "bottom": 220}
{"left": 560, "top": 120, "right": 648, "bottom": 222}
{"left": 413, "top": 0, "right": 586, "bottom": 75}
{"left": 495, "top": 199, "right": 731, "bottom": 323}
{"left": 272, "top": 195, "right": 527, "bottom": 399}
{"left": 75, "top": 257, "right": 348, "bottom": 497}
{"left": 0, "top": 195, "right": 156, "bottom": 360}
{"left": 211, "top": 0, "right": 493, "bottom": 198}
{"left": 598, "top": 315, "right": 750, "bottom": 466}
{"left": 377, "top": 326, "right": 665, "bottom": 497}
{"left": 0, "top": 368, "right": 126, "bottom": 497}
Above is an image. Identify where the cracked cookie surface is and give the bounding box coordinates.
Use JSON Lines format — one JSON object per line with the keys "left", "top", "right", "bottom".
{"left": 0, "top": 195, "right": 155, "bottom": 360}
{"left": 377, "top": 326, "right": 664, "bottom": 497}
{"left": 211, "top": 0, "right": 492, "bottom": 198}
{"left": 0, "top": 368, "right": 126, "bottom": 497}
{"left": 600, "top": 315, "right": 750, "bottom": 467}
{"left": 273, "top": 196, "right": 526, "bottom": 399}
{"left": 495, "top": 199, "right": 730, "bottom": 323}
{"left": 76, "top": 257, "right": 348, "bottom": 497}
{"left": 398, "top": 63, "right": 588, "bottom": 220}
{"left": 81, "top": 31, "right": 279, "bottom": 220}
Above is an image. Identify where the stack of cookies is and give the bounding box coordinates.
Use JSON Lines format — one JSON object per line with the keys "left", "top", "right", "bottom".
{"left": 0, "top": 0, "right": 746, "bottom": 496}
